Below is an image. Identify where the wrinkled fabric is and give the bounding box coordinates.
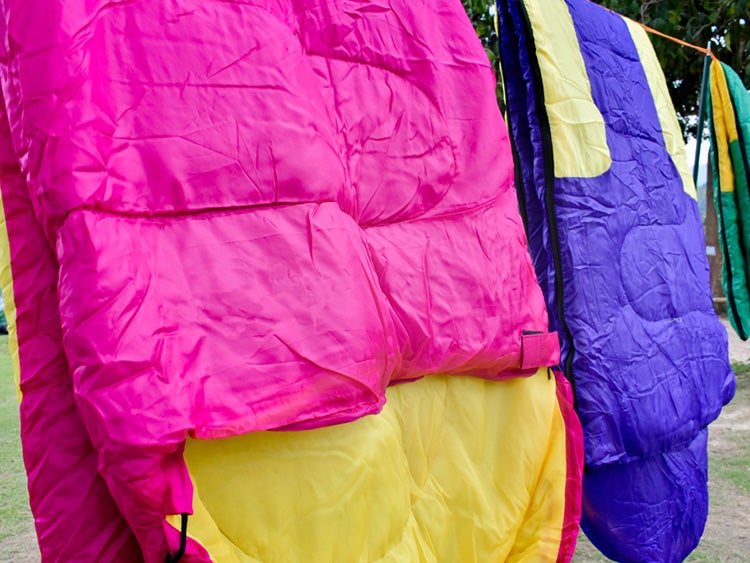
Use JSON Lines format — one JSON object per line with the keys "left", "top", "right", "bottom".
{"left": 498, "top": 0, "right": 734, "bottom": 560}
{"left": 581, "top": 429, "right": 709, "bottom": 563}
{"left": 0, "top": 99, "right": 142, "bottom": 561}
{"left": 165, "top": 371, "right": 583, "bottom": 562}
{"left": 709, "top": 60, "right": 750, "bottom": 340}
{"left": 0, "top": 0, "right": 580, "bottom": 560}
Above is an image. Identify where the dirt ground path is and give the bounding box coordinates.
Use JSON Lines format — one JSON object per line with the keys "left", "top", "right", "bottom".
{"left": 690, "top": 318, "right": 750, "bottom": 561}
{"left": 722, "top": 317, "right": 750, "bottom": 364}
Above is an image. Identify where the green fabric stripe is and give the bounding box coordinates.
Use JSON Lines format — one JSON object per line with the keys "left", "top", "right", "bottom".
{"left": 709, "top": 66, "right": 750, "bottom": 338}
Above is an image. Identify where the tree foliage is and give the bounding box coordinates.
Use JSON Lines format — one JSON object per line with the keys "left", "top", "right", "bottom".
{"left": 462, "top": 0, "right": 499, "bottom": 64}
{"left": 461, "top": 0, "right": 503, "bottom": 109}
{"left": 462, "top": 0, "right": 750, "bottom": 136}
{"left": 600, "top": 0, "right": 750, "bottom": 136}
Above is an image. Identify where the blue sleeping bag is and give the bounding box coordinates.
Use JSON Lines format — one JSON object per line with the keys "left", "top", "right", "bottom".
{"left": 497, "top": 0, "right": 735, "bottom": 560}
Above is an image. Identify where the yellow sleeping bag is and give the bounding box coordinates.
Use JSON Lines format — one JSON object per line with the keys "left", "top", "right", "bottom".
{"left": 167, "top": 369, "right": 580, "bottom": 562}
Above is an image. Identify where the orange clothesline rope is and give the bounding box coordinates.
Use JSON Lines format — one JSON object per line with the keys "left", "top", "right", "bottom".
{"left": 636, "top": 21, "right": 717, "bottom": 61}
{"left": 597, "top": 2, "right": 718, "bottom": 61}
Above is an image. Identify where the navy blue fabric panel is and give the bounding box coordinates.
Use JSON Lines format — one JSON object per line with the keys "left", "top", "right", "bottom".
{"left": 497, "top": 0, "right": 572, "bottom": 366}
{"left": 497, "top": 0, "right": 554, "bottom": 306}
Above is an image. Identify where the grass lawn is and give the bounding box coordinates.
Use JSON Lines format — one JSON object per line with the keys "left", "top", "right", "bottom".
{"left": 0, "top": 335, "right": 35, "bottom": 561}
{"left": 713, "top": 363, "right": 750, "bottom": 494}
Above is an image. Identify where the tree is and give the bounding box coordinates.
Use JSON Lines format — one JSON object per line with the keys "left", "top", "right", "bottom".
{"left": 462, "top": 0, "right": 750, "bottom": 137}
{"left": 461, "top": 0, "right": 503, "bottom": 109}
{"left": 462, "top": 0, "right": 499, "bottom": 65}
{"left": 600, "top": 0, "right": 749, "bottom": 137}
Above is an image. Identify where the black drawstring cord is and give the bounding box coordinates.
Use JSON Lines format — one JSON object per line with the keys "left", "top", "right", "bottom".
{"left": 165, "top": 513, "right": 189, "bottom": 563}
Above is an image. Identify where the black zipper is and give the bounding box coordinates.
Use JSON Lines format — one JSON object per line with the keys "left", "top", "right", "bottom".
{"left": 507, "top": 109, "right": 530, "bottom": 239}
{"left": 497, "top": 0, "right": 529, "bottom": 239}
{"left": 517, "top": 1, "right": 577, "bottom": 401}
{"left": 165, "top": 513, "right": 189, "bottom": 563}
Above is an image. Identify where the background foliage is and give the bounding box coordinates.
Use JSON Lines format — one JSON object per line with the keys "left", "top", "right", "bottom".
{"left": 462, "top": 0, "right": 750, "bottom": 136}
{"left": 601, "top": 0, "right": 749, "bottom": 136}
{"left": 461, "top": 0, "right": 503, "bottom": 109}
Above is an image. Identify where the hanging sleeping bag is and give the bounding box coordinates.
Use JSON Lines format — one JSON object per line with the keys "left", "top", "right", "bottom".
{"left": 497, "top": 0, "right": 735, "bottom": 560}
{"left": 0, "top": 0, "right": 584, "bottom": 560}
{"left": 0, "top": 90, "right": 144, "bottom": 562}
{"left": 708, "top": 60, "right": 750, "bottom": 340}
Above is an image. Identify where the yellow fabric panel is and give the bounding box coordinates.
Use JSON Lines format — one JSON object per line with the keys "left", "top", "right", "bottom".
{"left": 167, "top": 491, "right": 252, "bottom": 563}
{"left": 171, "top": 370, "right": 567, "bottom": 562}
{"left": 0, "top": 192, "right": 21, "bottom": 402}
{"left": 625, "top": 19, "right": 698, "bottom": 200}
{"left": 710, "top": 60, "right": 738, "bottom": 193}
{"left": 505, "top": 379, "right": 568, "bottom": 562}
{"left": 525, "top": 0, "right": 611, "bottom": 178}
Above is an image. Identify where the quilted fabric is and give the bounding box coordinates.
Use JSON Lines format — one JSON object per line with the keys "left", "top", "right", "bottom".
{"left": 709, "top": 60, "right": 750, "bottom": 340}
{"left": 497, "top": 0, "right": 734, "bottom": 560}
{"left": 0, "top": 0, "right": 579, "bottom": 560}
{"left": 0, "top": 96, "right": 143, "bottom": 562}
{"left": 170, "top": 371, "right": 583, "bottom": 563}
